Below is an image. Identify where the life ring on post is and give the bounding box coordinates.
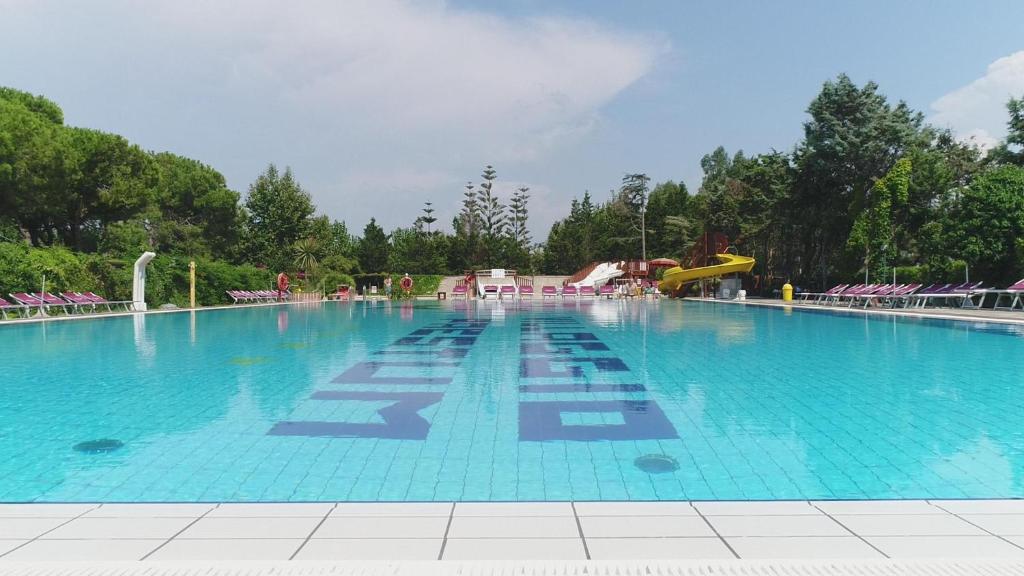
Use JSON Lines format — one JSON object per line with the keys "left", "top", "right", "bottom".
{"left": 276, "top": 272, "right": 290, "bottom": 302}
{"left": 400, "top": 275, "right": 414, "bottom": 293}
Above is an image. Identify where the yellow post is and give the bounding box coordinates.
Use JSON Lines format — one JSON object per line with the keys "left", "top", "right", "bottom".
{"left": 782, "top": 282, "right": 793, "bottom": 302}
{"left": 189, "top": 260, "right": 196, "bottom": 308}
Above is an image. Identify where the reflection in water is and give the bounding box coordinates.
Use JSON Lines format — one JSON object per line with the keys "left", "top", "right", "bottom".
{"left": 133, "top": 312, "right": 155, "bottom": 359}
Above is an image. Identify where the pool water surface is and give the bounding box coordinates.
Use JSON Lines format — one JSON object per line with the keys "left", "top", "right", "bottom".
{"left": 1, "top": 299, "right": 1023, "bottom": 502}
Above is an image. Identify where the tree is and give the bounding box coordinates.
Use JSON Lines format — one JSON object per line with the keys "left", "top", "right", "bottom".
{"left": 847, "top": 158, "right": 912, "bottom": 282}
{"left": 508, "top": 186, "right": 531, "bottom": 249}
{"left": 478, "top": 165, "right": 505, "bottom": 238}
{"left": 243, "top": 164, "right": 315, "bottom": 270}
{"left": 419, "top": 201, "right": 437, "bottom": 233}
{"left": 151, "top": 152, "right": 242, "bottom": 259}
{"left": 358, "top": 217, "right": 390, "bottom": 273}
{"left": 791, "top": 74, "right": 927, "bottom": 284}
{"left": 991, "top": 95, "right": 1024, "bottom": 166}
{"left": 942, "top": 165, "right": 1024, "bottom": 285}
{"left": 292, "top": 237, "right": 321, "bottom": 277}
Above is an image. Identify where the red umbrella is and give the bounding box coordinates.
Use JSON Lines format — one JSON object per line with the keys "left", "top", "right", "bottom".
{"left": 648, "top": 258, "right": 679, "bottom": 268}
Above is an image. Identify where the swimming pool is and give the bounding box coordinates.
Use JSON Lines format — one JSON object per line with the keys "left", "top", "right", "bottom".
{"left": 2, "top": 300, "right": 1023, "bottom": 502}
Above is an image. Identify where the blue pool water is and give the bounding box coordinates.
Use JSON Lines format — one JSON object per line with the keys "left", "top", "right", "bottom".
{"left": 2, "top": 300, "right": 1023, "bottom": 502}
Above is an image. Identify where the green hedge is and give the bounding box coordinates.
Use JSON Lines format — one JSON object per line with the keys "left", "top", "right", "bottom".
{"left": 0, "top": 242, "right": 273, "bottom": 307}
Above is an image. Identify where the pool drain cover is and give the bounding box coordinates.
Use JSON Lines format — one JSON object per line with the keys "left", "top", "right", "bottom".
{"left": 74, "top": 439, "right": 124, "bottom": 454}
{"left": 634, "top": 454, "right": 679, "bottom": 474}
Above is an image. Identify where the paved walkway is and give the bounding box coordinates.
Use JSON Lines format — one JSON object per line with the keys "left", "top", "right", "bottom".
{"left": 2, "top": 500, "right": 1024, "bottom": 561}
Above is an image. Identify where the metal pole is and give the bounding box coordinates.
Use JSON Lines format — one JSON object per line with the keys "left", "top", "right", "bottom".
{"left": 641, "top": 207, "right": 646, "bottom": 262}
{"left": 189, "top": 261, "right": 196, "bottom": 308}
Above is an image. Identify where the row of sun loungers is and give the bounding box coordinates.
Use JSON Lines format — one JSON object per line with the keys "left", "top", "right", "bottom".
{"left": 0, "top": 292, "right": 132, "bottom": 319}
{"left": 454, "top": 283, "right": 656, "bottom": 300}
{"left": 226, "top": 290, "right": 291, "bottom": 304}
{"left": 799, "top": 279, "right": 1024, "bottom": 311}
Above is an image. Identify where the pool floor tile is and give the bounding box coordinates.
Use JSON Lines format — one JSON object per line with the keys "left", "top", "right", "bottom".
{"left": 726, "top": 536, "right": 885, "bottom": 559}
{"left": 314, "top": 516, "right": 449, "bottom": 539}
{"left": 41, "top": 517, "right": 194, "bottom": 540}
{"left": 145, "top": 538, "right": 303, "bottom": 561}
{"left": 707, "top": 515, "right": 848, "bottom": 537}
{"left": 1, "top": 539, "right": 160, "bottom": 561}
{"left": 865, "top": 535, "right": 1024, "bottom": 558}
{"left": 295, "top": 538, "right": 443, "bottom": 560}
{"left": 580, "top": 516, "right": 714, "bottom": 538}
{"left": 587, "top": 537, "right": 735, "bottom": 559}
{"left": 441, "top": 538, "right": 586, "bottom": 560}
{"left": 177, "top": 516, "right": 322, "bottom": 539}
{"left": 833, "top": 514, "right": 987, "bottom": 536}
{"left": 448, "top": 516, "right": 579, "bottom": 538}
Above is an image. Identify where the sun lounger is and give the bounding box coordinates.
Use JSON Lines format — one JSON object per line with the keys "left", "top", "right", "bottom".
{"left": 0, "top": 296, "right": 29, "bottom": 319}
{"left": 843, "top": 285, "right": 898, "bottom": 308}
{"left": 541, "top": 286, "right": 557, "bottom": 299}
{"left": 819, "top": 284, "right": 863, "bottom": 305}
{"left": 61, "top": 291, "right": 100, "bottom": 312}
{"left": 482, "top": 285, "right": 499, "bottom": 299}
{"left": 826, "top": 284, "right": 874, "bottom": 306}
{"left": 562, "top": 285, "right": 578, "bottom": 299}
{"left": 580, "top": 286, "right": 596, "bottom": 298}
{"left": 877, "top": 284, "right": 922, "bottom": 308}
{"left": 10, "top": 292, "right": 72, "bottom": 315}
{"left": 901, "top": 283, "right": 949, "bottom": 308}
{"left": 499, "top": 285, "right": 517, "bottom": 300}
{"left": 799, "top": 284, "right": 848, "bottom": 304}
{"left": 80, "top": 291, "right": 133, "bottom": 311}
{"left": 963, "top": 278, "right": 1024, "bottom": 310}
{"left": 913, "top": 282, "right": 982, "bottom": 309}
{"left": 599, "top": 284, "right": 615, "bottom": 299}
{"left": 226, "top": 290, "right": 249, "bottom": 304}
{"left": 518, "top": 285, "right": 534, "bottom": 299}
{"left": 452, "top": 285, "right": 469, "bottom": 299}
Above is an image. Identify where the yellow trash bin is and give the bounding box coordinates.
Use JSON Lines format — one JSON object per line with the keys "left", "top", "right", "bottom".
{"left": 782, "top": 282, "right": 793, "bottom": 302}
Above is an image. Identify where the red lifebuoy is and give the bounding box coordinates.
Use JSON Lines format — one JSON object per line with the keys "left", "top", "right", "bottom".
{"left": 276, "top": 273, "right": 290, "bottom": 292}
{"left": 400, "top": 276, "right": 414, "bottom": 292}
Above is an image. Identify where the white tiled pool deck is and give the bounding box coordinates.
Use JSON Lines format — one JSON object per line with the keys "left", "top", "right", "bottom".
{"left": 2, "top": 500, "right": 1024, "bottom": 562}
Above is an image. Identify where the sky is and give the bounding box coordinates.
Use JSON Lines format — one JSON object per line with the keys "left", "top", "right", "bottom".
{"left": 2, "top": 1, "right": 1023, "bottom": 239}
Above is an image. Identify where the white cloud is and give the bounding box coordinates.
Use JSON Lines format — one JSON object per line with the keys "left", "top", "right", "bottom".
{"left": 0, "top": 0, "right": 663, "bottom": 234}
{"left": 930, "top": 51, "right": 1024, "bottom": 150}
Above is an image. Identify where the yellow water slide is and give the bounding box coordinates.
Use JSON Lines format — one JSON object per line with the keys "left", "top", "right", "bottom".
{"left": 658, "top": 254, "right": 756, "bottom": 293}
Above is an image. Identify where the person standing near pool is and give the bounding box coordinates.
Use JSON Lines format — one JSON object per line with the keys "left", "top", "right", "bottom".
{"left": 383, "top": 276, "right": 393, "bottom": 299}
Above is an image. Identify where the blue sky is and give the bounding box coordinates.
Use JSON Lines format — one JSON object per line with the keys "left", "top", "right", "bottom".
{"left": 2, "top": 1, "right": 1023, "bottom": 237}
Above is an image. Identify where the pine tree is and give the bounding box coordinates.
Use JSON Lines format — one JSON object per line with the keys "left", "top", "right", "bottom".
{"left": 478, "top": 165, "right": 506, "bottom": 238}
{"left": 509, "top": 186, "right": 531, "bottom": 248}
{"left": 420, "top": 201, "right": 437, "bottom": 234}
{"left": 460, "top": 181, "right": 478, "bottom": 236}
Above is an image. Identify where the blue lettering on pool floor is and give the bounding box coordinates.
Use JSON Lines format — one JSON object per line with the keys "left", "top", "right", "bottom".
{"left": 269, "top": 317, "right": 491, "bottom": 440}
{"left": 517, "top": 315, "right": 679, "bottom": 442}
